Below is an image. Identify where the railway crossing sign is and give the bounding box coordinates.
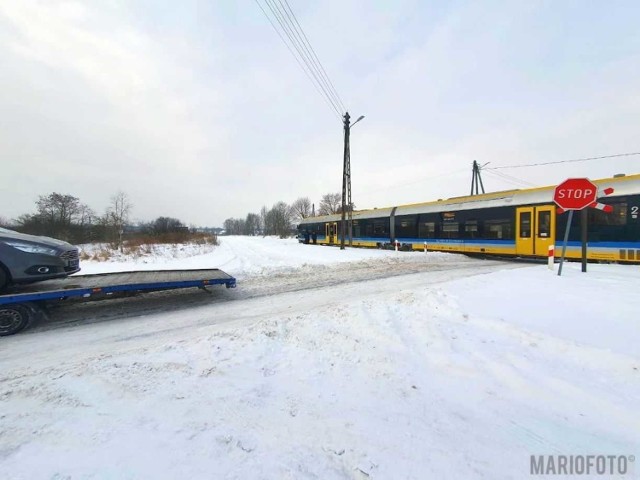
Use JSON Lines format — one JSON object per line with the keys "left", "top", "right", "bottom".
{"left": 553, "top": 178, "right": 598, "bottom": 211}
{"left": 554, "top": 177, "right": 615, "bottom": 276}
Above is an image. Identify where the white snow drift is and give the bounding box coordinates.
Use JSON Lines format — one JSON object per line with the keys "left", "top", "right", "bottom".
{"left": 1, "top": 236, "right": 638, "bottom": 479}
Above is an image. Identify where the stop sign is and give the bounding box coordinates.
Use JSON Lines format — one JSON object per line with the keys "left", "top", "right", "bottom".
{"left": 553, "top": 178, "right": 598, "bottom": 211}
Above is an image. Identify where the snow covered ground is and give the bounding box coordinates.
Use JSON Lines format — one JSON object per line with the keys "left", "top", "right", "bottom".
{"left": 1, "top": 237, "right": 638, "bottom": 479}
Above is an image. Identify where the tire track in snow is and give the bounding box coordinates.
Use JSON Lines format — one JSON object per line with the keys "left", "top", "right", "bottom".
{"left": 0, "top": 258, "right": 526, "bottom": 372}
{"left": 21, "top": 258, "right": 518, "bottom": 335}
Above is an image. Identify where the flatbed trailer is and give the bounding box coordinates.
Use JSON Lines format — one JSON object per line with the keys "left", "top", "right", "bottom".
{"left": 0, "top": 269, "right": 236, "bottom": 336}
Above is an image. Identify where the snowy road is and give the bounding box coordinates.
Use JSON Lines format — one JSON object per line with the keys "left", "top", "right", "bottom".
{"left": 1, "top": 253, "right": 515, "bottom": 363}
{"left": 1, "top": 237, "right": 638, "bottom": 479}
{"left": 11, "top": 235, "right": 515, "bottom": 339}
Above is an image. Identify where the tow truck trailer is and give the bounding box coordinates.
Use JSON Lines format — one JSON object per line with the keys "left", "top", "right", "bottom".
{"left": 0, "top": 269, "right": 236, "bottom": 336}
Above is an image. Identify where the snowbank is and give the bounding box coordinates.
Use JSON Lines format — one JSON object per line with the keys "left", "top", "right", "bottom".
{"left": 1, "top": 237, "right": 638, "bottom": 479}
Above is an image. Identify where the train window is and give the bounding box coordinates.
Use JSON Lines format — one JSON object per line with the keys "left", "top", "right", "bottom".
{"left": 519, "top": 212, "right": 531, "bottom": 238}
{"left": 373, "top": 220, "right": 387, "bottom": 236}
{"left": 395, "top": 217, "right": 416, "bottom": 238}
{"left": 441, "top": 222, "right": 459, "bottom": 238}
{"left": 418, "top": 221, "right": 436, "bottom": 238}
{"left": 537, "top": 211, "right": 551, "bottom": 238}
{"left": 485, "top": 219, "right": 512, "bottom": 240}
{"left": 589, "top": 202, "right": 627, "bottom": 226}
{"left": 464, "top": 220, "right": 478, "bottom": 238}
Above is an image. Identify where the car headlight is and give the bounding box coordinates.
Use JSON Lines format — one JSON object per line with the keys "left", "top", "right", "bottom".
{"left": 3, "top": 240, "right": 59, "bottom": 256}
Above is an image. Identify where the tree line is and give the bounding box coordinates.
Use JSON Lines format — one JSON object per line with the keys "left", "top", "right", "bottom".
{"left": 223, "top": 192, "right": 350, "bottom": 238}
{"left": 0, "top": 191, "right": 193, "bottom": 248}
{"left": 0, "top": 190, "right": 353, "bottom": 245}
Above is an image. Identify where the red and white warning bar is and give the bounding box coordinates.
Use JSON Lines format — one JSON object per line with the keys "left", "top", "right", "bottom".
{"left": 557, "top": 187, "right": 614, "bottom": 214}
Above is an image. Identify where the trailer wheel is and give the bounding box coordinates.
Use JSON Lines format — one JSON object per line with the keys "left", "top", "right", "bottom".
{"left": 0, "top": 304, "right": 34, "bottom": 336}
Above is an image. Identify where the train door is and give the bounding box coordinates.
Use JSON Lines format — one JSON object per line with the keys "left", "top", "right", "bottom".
{"left": 325, "top": 222, "right": 337, "bottom": 244}
{"left": 516, "top": 207, "right": 534, "bottom": 256}
{"left": 534, "top": 206, "right": 556, "bottom": 256}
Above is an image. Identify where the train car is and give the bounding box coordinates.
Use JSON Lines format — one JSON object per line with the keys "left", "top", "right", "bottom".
{"left": 297, "top": 173, "right": 640, "bottom": 263}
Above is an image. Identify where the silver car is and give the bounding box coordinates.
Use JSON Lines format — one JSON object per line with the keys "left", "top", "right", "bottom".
{"left": 0, "top": 227, "right": 80, "bottom": 291}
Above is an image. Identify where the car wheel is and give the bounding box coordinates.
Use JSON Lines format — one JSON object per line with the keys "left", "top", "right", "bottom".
{"left": 0, "top": 304, "right": 34, "bottom": 336}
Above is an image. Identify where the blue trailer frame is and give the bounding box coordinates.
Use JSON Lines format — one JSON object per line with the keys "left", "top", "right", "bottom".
{"left": 0, "top": 269, "right": 236, "bottom": 336}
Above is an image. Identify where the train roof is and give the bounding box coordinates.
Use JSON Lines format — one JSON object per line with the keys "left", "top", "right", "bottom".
{"left": 299, "top": 173, "right": 640, "bottom": 224}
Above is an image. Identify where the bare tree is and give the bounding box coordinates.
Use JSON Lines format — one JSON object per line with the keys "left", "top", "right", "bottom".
{"left": 290, "top": 197, "right": 312, "bottom": 222}
{"left": 244, "top": 213, "right": 261, "bottom": 235}
{"left": 35, "top": 193, "right": 81, "bottom": 240}
{"left": 270, "top": 201, "right": 293, "bottom": 238}
{"left": 223, "top": 218, "right": 246, "bottom": 235}
{"left": 318, "top": 192, "right": 341, "bottom": 215}
{"left": 105, "top": 191, "right": 132, "bottom": 251}
{"left": 77, "top": 204, "right": 95, "bottom": 228}
{"left": 222, "top": 218, "right": 234, "bottom": 234}
{"left": 152, "top": 216, "right": 186, "bottom": 234}
{"left": 260, "top": 206, "right": 270, "bottom": 236}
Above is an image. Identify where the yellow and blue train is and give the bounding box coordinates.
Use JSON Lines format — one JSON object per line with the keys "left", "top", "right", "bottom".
{"left": 297, "top": 173, "right": 640, "bottom": 263}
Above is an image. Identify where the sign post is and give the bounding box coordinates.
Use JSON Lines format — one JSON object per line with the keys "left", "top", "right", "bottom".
{"left": 557, "top": 210, "right": 574, "bottom": 277}
{"left": 553, "top": 178, "right": 598, "bottom": 277}
{"left": 553, "top": 178, "right": 614, "bottom": 276}
{"left": 581, "top": 209, "right": 588, "bottom": 273}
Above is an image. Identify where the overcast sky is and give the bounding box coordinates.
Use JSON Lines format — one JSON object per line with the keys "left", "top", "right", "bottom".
{"left": 1, "top": 1, "right": 639, "bottom": 226}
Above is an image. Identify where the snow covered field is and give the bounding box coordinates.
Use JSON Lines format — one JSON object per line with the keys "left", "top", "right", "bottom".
{"left": 1, "top": 237, "right": 638, "bottom": 479}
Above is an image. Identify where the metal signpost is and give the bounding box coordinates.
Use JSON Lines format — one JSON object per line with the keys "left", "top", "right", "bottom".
{"left": 553, "top": 178, "right": 614, "bottom": 276}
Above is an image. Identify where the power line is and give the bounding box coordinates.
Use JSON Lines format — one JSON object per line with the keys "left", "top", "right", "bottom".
{"left": 253, "top": 0, "right": 341, "bottom": 119}
{"left": 263, "top": 0, "right": 342, "bottom": 116}
{"left": 482, "top": 168, "right": 536, "bottom": 186}
{"left": 483, "top": 169, "right": 535, "bottom": 188}
{"left": 255, "top": 0, "right": 345, "bottom": 118}
{"left": 485, "top": 151, "right": 640, "bottom": 170}
{"left": 281, "top": 0, "right": 346, "bottom": 112}
{"left": 277, "top": 0, "right": 344, "bottom": 112}
{"left": 357, "top": 167, "right": 469, "bottom": 199}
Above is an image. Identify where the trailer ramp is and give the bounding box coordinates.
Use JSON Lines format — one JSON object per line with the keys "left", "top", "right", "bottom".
{"left": 0, "top": 269, "right": 236, "bottom": 336}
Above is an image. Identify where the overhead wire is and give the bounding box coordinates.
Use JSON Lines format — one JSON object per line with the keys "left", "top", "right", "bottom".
{"left": 263, "top": 0, "right": 342, "bottom": 117}
{"left": 270, "top": 0, "right": 344, "bottom": 115}
{"left": 253, "top": 0, "right": 341, "bottom": 120}
{"left": 255, "top": 0, "right": 345, "bottom": 119}
{"left": 356, "top": 167, "right": 469, "bottom": 201}
{"left": 484, "top": 151, "right": 640, "bottom": 170}
{"left": 275, "top": 0, "right": 344, "bottom": 112}
{"left": 281, "top": 0, "right": 346, "bottom": 112}
{"left": 482, "top": 169, "right": 535, "bottom": 188}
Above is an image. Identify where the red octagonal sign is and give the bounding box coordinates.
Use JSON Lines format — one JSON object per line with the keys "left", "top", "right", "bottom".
{"left": 553, "top": 178, "right": 598, "bottom": 211}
